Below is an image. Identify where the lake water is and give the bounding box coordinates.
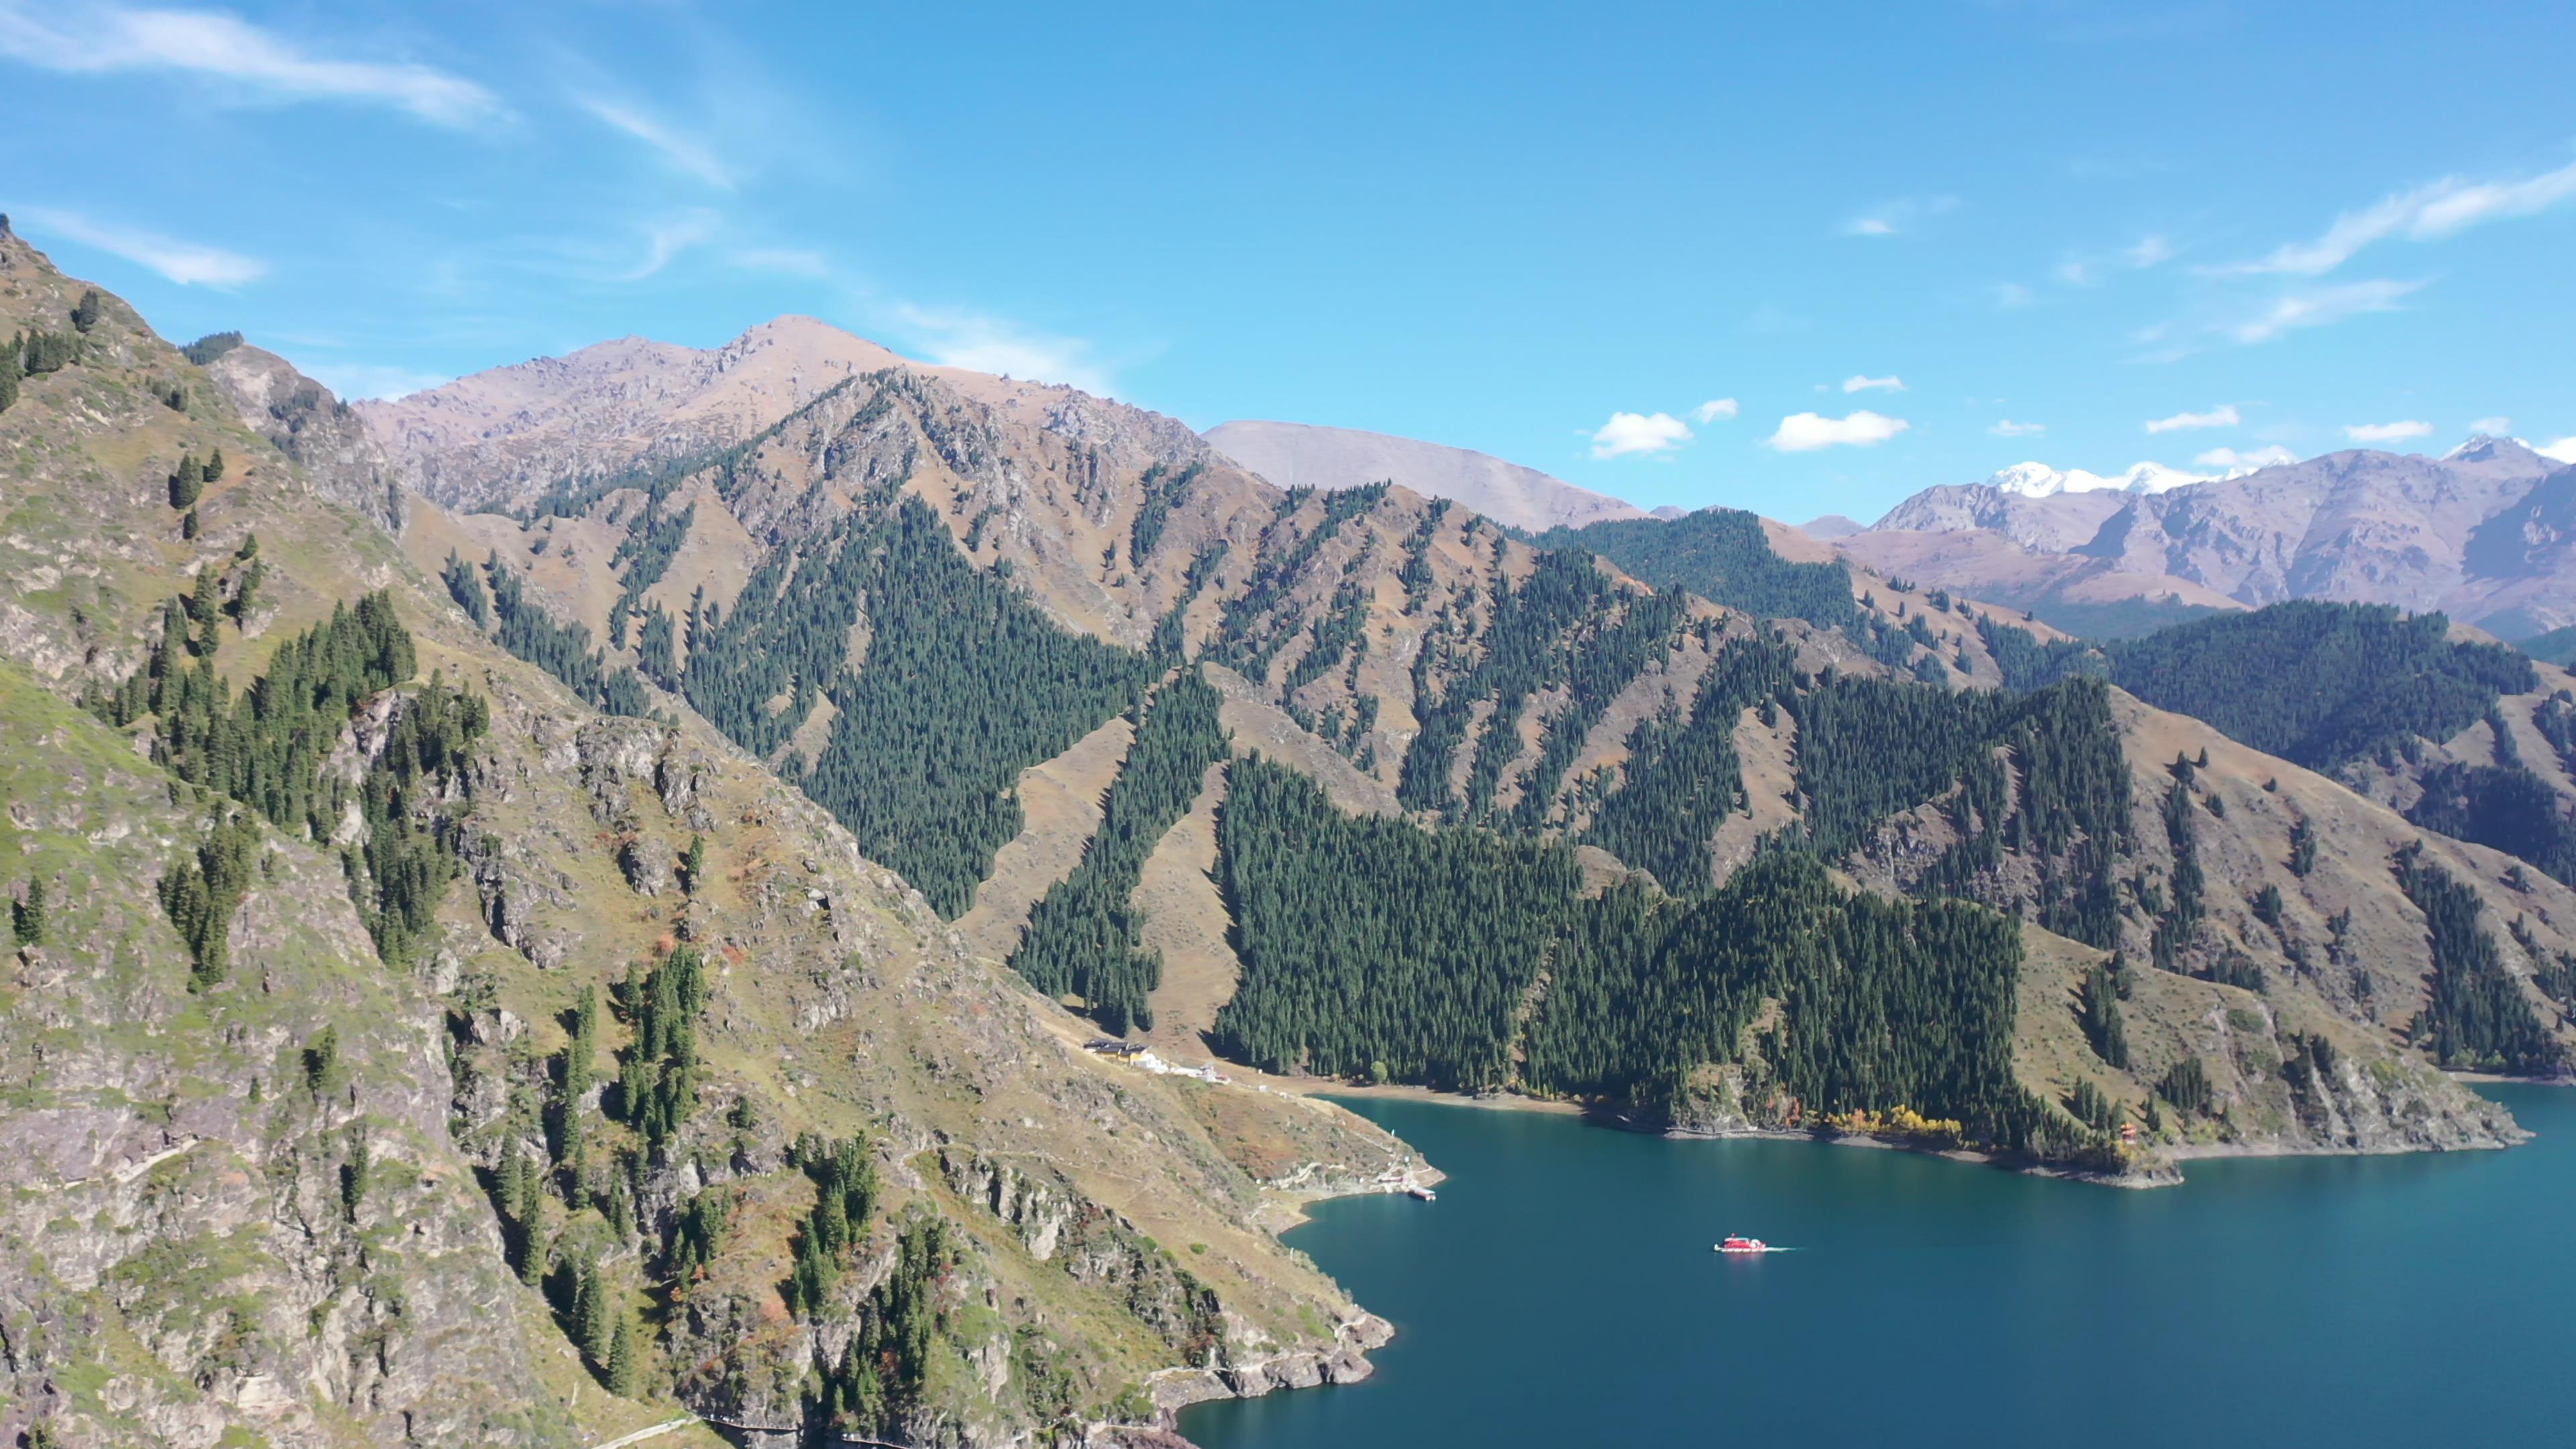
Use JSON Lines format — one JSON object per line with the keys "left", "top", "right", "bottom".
{"left": 1183, "top": 1086, "right": 2575, "bottom": 1448}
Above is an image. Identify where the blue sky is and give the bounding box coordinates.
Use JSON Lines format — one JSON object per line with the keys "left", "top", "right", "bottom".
{"left": 4, "top": 1, "right": 2573, "bottom": 522}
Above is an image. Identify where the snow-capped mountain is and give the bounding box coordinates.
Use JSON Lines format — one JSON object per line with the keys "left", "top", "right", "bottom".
{"left": 1986, "top": 460, "right": 2209, "bottom": 498}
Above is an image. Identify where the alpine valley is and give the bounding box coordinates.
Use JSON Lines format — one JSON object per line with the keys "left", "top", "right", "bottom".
{"left": 7, "top": 219, "right": 2576, "bottom": 1449}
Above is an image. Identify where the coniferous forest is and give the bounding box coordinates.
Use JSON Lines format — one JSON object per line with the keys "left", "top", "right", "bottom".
{"left": 1010, "top": 673, "right": 1228, "bottom": 1033}
{"left": 684, "top": 494, "right": 1147, "bottom": 916}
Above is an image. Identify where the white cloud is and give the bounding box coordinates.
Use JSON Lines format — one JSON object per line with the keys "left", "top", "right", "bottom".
{"left": 2343, "top": 419, "right": 2432, "bottom": 443}
{"left": 1989, "top": 419, "right": 2045, "bottom": 437}
{"left": 2537, "top": 437, "right": 2576, "bottom": 464}
{"left": 1841, "top": 374, "right": 1904, "bottom": 394}
{"left": 1766, "top": 411, "right": 1909, "bottom": 452}
{"left": 2469, "top": 416, "right": 2512, "bottom": 435}
{"left": 2208, "top": 158, "right": 2576, "bottom": 277}
{"left": 2227, "top": 278, "right": 2423, "bottom": 343}
{"left": 575, "top": 94, "right": 731, "bottom": 189}
{"left": 21, "top": 206, "right": 266, "bottom": 286}
{"left": 1690, "top": 398, "right": 1738, "bottom": 424}
{"left": 2123, "top": 235, "right": 2178, "bottom": 268}
{"left": 1992, "top": 282, "right": 2035, "bottom": 309}
{"left": 2193, "top": 445, "right": 2297, "bottom": 470}
{"left": 2057, "top": 234, "right": 2176, "bottom": 287}
{"left": 1841, "top": 195, "right": 1958, "bottom": 238}
{"left": 0, "top": 4, "right": 504, "bottom": 127}
{"left": 303, "top": 361, "right": 450, "bottom": 400}
{"left": 617, "top": 209, "right": 721, "bottom": 281}
{"left": 2144, "top": 404, "right": 2241, "bottom": 433}
{"left": 888, "top": 301, "right": 1114, "bottom": 396}
{"left": 1589, "top": 411, "right": 1694, "bottom": 460}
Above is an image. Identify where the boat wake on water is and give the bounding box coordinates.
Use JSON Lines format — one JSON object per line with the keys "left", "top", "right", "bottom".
{"left": 1714, "top": 1235, "right": 1793, "bottom": 1254}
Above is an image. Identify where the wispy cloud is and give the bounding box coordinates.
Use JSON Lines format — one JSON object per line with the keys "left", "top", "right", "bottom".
{"left": 1990, "top": 419, "right": 2045, "bottom": 437}
{"left": 2193, "top": 445, "right": 2296, "bottom": 471}
{"left": 0, "top": 4, "right": 504, "bottom": 127}
{"left": 2469, "top": 416, "right": 2512, "bottom": 436}
{"left": 2207, "top": 158, "right": 2576, "bottom": 277}
{"left": 2058, "top": 234, "right": 2178, "bottom": 286}
{"left": 730, "top": 247, "right": 829, "bottom": 277}
{"left": 1766, "top": 411, "right": 1908, "bottom": 451}
{"left": 889, "top": 301, "right": 1114, "bottom": 396}
{"left": 1841, "top": 374, "right": 1904, "bottom": 394}
{"left": 575, "top": 93, "right": 731, "bottom": 189}
{"left": 21, "top": 205, "right": 266, "bottom": 285}
{"left": 1841, "top": 195, "right": 1959, "bottom": 238}
{"left": 2343, "top": 419, "right": 2432, "bottom": 443}
{"left": 2537, "top": 438, "right": 2576, "bottom": 465}
{"left": 1590, "top": 411, "right": 1694, "bottom": 460}
{"left": 1690, "top": 398, "right": 1738, "bottom": 424}
{"left": 619, "top": 209, "right": 722, "bottom": 281}
{"left": 2226, "top": 278, "right": 2422, "bottom": 343}
{"left": 2145, "top": 404, "right": 2240, "bottom": 433}
{"left": 1992, "top": 282, "right": 2036, "bottom": 309}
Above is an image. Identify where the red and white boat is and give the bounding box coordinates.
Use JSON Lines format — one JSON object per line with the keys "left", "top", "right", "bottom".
{"left": 1715, "top": 1234, "right": 1769, "bottom": 1254}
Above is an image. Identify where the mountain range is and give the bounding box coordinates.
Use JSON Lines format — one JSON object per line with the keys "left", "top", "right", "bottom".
{"left": 7, "top": 222, "right": 2576, "bottom": 1448}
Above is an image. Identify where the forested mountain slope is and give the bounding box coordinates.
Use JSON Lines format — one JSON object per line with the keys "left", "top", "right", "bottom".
{"left": 0, "top": 227, "right": 1417, "bottom": 1448}
{"left": 10, "top": 219, "right": 2561, "bottom": 1447}
{"left": 355, "top": 315, "right": 2576, "bottom": 1193}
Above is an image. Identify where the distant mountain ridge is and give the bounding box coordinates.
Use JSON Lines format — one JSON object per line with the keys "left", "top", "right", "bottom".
{"left": 1203, "top": 419, "right": 1650, "bottom": 533}
{"left": 1845, "top": 435, "right": 2576, "bottom": 638}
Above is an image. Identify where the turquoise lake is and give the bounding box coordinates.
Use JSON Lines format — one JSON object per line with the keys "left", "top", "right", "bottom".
{"left": 1183, "top": 1086, "right": 2575, "bottom": 1448}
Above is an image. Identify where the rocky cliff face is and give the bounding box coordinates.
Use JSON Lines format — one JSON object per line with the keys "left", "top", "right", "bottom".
{"left": 1, "top": 669, "right": 573, "bottom": 1448}
{"left": 204, "top": 343, "right": 408, "bottom": 534}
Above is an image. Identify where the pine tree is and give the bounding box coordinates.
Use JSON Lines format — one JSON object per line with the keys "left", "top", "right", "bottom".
{"left": 204, "top": 447, "right": 225, "bottom": 482}
{"left": 2078, "top": 963, "right": 2130, "bottom": 1069}
{"left": 181, "top": 508, "right": 201, "bottom": 541}
{"left": 606, "top": 1313, "right": 640, "bottom": 1396}
{"left": 168, "top": 453, "right": 203, "bottom": 510}
{"left": 11, "top": 877, "right": 44, "bottom": 947}
{"left": 682, "top": 833, "right": 706, "bottom": 894}
{"left": 70, "top": 287, "right": 101, "bottom": 333}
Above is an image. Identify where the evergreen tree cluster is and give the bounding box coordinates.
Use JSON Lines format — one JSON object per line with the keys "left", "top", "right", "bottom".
{"left": 2406, "top": 758, "right": 2576, "bottom": 889}
{"left": 784, "top": 1132, "right": 882, "bottom": 1318}
{"left": 616, "top": 945, "right": 710, "bottom": 1155}
{"left": 2078, "top": 961, "right": 2130, "bottom": 1067}
{"left": 2157, "top": 1056, "right": 2213, "bottom": 1116}
{"left": 1214, "top": 756, "right": 1580, "bottom": 1089}
{"left": 2394, "top": 845, "right": 2561, "bottom": 1074}
{"left": 182, "top": 331, "right": 245, "bottom": 366}
{"left": 814, "top": 1215, "right": 959, "bottom": 1438}
{"left": 684, "top": 497, "right": 1147, "bottom": 916}
{"left": 1212, "top": 484, "right": 1389, "bottom": 681}
{"left": 1582, "top": 635, "right": 1799, "bottom": 890}
{"left": 1009, "top": 674, "right": 1228, "bottom": 1033}
{"left": 89, "top": 591, "right": 484, "bottom": 973}
{"left": 1978, "top": 617, "right": 2108, "bottom": 692}
{"left": 1790, "top": 674, "right": 2133, "bottom": 947}
{"left": 1127, "top": 459, "right": 1205, "bottom": 565}
{"left": 1397, "top": 545, "right": 1664, "bottom": 818}
{"left": 441, "top": 549, "right": 491, "bottom": 626}
{"left": 1525, "top": 507, "right": 1861, "bottom": 629}
{"left": 1216, "top": 759, "right": 2044, "bottom": 1144}
{"left": 18, "top": 327, "right": 79, "bottom": 376}
{"left": 2098, "top": 601, "right": 2534, "bottom": 770}
{"left": 479, "top": 553, "right": 655, "bottom": 717}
